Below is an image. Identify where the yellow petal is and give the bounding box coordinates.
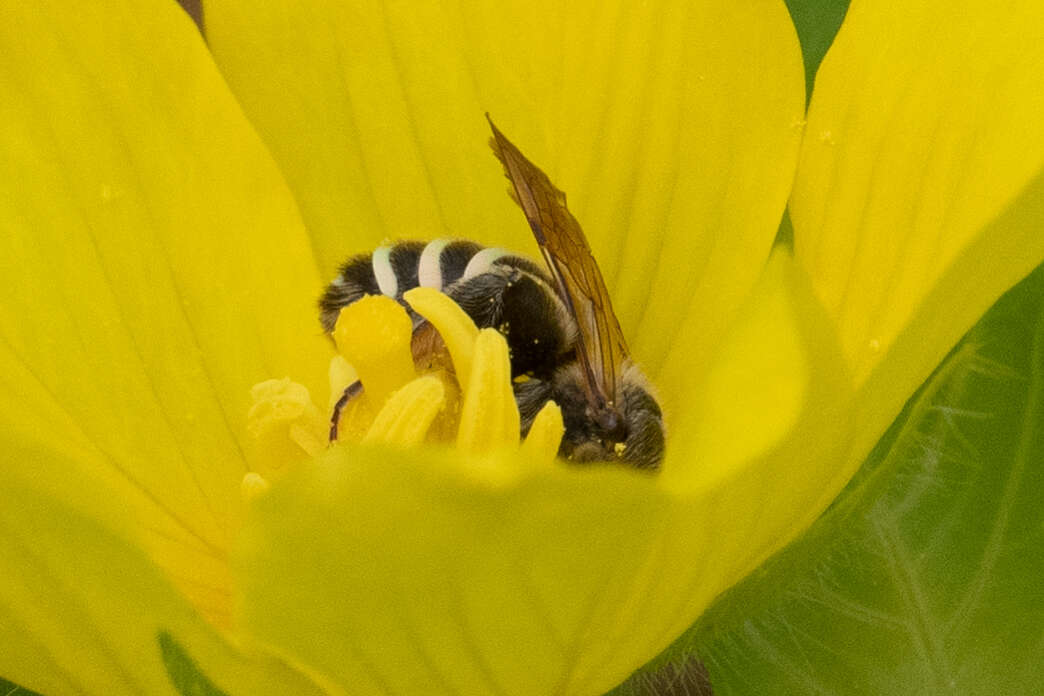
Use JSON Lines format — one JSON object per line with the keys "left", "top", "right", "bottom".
{"left": 669, "top": 253, "right": 813, "bottom": 490}
{"left": 0, "top": 452, "right": 324, "bottom": 695}
{"left": 792, "top": 0, "right": 1044, "bottom": 461}
{"left": 205, "top": 0, "right": 806, "bottom": 392}
{"left": 235, "top": 254, "right": 853, "bottom": 695}
{"left": 0, "top": 0, "right": 328, "bottom": 625}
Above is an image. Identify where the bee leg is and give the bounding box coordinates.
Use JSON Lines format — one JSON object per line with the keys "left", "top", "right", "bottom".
{"left": 329, "top": 380, "right": 364, "bottom": 442}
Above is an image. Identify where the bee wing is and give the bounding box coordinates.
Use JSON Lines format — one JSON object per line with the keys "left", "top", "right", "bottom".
{"left": 487, "top": 116, "right": 628, "bottom": 413}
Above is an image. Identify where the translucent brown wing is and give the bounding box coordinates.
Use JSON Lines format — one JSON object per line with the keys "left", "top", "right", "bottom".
{"left": 487, "top": 115, "right": 629, "bottom": 416}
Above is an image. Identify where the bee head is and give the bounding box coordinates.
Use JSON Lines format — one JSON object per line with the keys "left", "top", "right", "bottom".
{"left": 516, "top": 363, "right": 665, "bottom": 470}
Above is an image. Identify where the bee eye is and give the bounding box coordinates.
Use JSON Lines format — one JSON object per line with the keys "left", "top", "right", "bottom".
{"left": 597, "top": 409, "right": 629, "bottom": 444}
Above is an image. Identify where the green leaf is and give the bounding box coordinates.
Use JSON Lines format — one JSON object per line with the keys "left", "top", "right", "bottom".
{"left": 772, "top": 0, "right": 851, "bottom": 248}
{"left": 0, "top": 633, "right": 238, "bottom": 696}
{"left": 159, "top": 632, "right": 230, "bottom": 696}
{"left": 783, "top": 0, "right": 850, "bottom": 101}
{"left": 616, "top": 261, "right": 1044, "bottom": 694}
{"left": 0, "top": 676, "right": 42, "bottom": 696}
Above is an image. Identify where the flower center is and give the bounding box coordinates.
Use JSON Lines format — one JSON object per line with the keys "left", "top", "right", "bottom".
{"left": 243, "top": 288, "right": 564, "bottom": 495}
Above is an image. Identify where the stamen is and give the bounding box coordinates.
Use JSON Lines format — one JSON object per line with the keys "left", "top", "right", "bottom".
{"left": 363, "top": 376, "right": 446, "bottom": 446}
{"left": 249, "top": 289, "right": 566, "bottom": 485}
{"left": 457, "top": 329, "right": 521, "bottom": 454}
{"left": 246, "top": 378, "right": 326, "bottom": 479}
{"left": 404, "top": 287, "right": 479, "bottom": 392}
{"left": 520, "top": 401, "right": 565, "bottom": 464}
{"left": 332, "top": 295, "right": 415, "bottom": 406}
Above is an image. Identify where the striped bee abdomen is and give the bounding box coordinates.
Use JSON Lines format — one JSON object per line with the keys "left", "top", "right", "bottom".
{"left": 319, "top": 241, "right": 424, "bottom": 330}
{"left": 320, "top": 239, "right": 577, "bottom": 378}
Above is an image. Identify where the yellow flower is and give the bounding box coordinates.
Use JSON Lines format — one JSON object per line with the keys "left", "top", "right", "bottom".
{"left": 1, "top": 1, "right": 1042, "bottom": 695}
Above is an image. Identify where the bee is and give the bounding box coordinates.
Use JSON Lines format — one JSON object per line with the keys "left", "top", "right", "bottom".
{"left": 320, "top": 117, "right": 665, "bottom": 469}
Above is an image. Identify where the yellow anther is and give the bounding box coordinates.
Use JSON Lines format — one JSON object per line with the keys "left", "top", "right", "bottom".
{"left": 404, "top": 287, "right": 480, "bottom": 393}
{"left": 246, "top": 378, "right": 326, "bottom": 479}
{"left": 363, "top": 376, "right": 446, "bottom": 447}
{"left": 520, "top": 400, "right": 564, "bottom": 464}
{"left": 332, "top": 295, "right": 415, "bottom": 407}
{"left": 457, "top": 329, "right": 520, "bottom": 454}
